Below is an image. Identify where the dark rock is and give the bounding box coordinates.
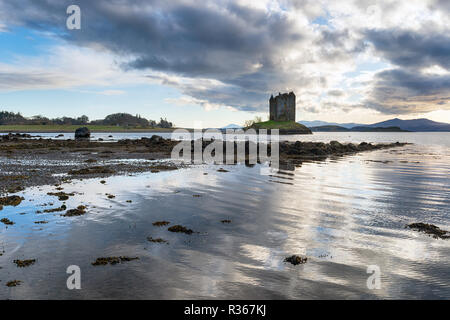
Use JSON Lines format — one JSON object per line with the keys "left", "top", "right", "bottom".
{"left": 153, "top": 221, "right": 170, "bottom": 226}
{"left": 61, "top": 205, "right": 86, "bottom": 217}
{"left": 75, "top": 127, "right": 90, "bottom": 139}
{"left": 47, "top": 191, "right": 74, "bottom": 201}
{"left": 43, "top": 204, "right": 67, "bottom": 213}
{"left": 149, "top": 135, "right": 163, "bottom": 143}
{"left": 0, "top": 195, "right": 23, "bottom": 206}
{"left": 284, "top": 255, "right": 307, "bottom": 265}
{"left": 68, "top": 166, "right": 114, "bottom": 175}
{"left": 147, "top": 237, "right": 168, "bottom": 244}
{"left": 13, "top": 259, "right": 36, "bottom": 267}
{"left": 0, "top": 218, "right": 14, "bottom": 225}
{"left": 168, "top": 225, "right": 193, "bottom": 234}
{"left": 91, "top": 256, "right": 139, "bottom": 266}
{"left": 406, "top": 223, "right": 449, "bottom": 239}
{"left": 6, "top": 280, "right": 21, "bottom": 287}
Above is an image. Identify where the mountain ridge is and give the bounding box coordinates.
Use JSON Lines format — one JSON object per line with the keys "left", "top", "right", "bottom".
{"left": 298, "top": 118, "right": 450, "bottom": 132}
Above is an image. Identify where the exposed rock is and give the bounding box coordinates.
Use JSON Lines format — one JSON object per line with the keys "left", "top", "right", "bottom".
{"left": 1, "top": 133, "right": 32, "bottom": 141}
{"left": 68, "top": 166, "right": 114, "bottom": 175}
{"left": 284, "top": 255, "right": 307, "bottom": 265}
{"left": 147, "top": 237, "right": 169, "bottom": 244}
{"left": 91, "top": 256, "right": 139, "bottom": 266}
{"left": 7, "top": 185, "right": 24, "bottom": 193}
{"left": 43, "top": 204, "right": 67, "bottom": 213}
{"left": 153, "top": 221, "right": 170, "bottom": 226}
{"left": 406, "top": 223, "right": 449, "bottom": 239}
{"left": 149, "top": 135, "right": 163, "bottom": 143}
{"left": 74, "top": 127, "right": 90, "bottom": 139}
{"left": 168, "top": 225, "right": 193, "bottom": 234}
{"left": 61, "top": 205, "right": 87, "bottom": 217}
{"left": 47, "top": 191, "right": 74, "bottom": 201}
{"left": 0, "top": 218, "right": 14, "bottom": 225}
{"left": 0, "top": 195, "right": 23, "bottom": 206}
{"left": 6, "top": 280, "right": 21, "bottom": 287}
{"left": 13, "top": 259, "right": 36, "bottom": 267}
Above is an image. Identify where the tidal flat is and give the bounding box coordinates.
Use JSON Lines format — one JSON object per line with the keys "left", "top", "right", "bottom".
{"left": 0, "top": 132, "right": 449, "bottom": 299}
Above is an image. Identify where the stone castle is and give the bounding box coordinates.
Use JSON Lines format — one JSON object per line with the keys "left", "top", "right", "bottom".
{"left": 269, "top": 92, "right": 296, "bottom": 122}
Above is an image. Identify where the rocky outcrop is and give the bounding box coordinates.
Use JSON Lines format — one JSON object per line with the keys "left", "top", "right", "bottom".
{"left": 75, "top": 127, "right": 90, "bottom": 139}
{"left": 1, "top": 133, "right": 32, "bottom": 141}
{"left": 406, "top": 223, "right": 449, "bottom": 239}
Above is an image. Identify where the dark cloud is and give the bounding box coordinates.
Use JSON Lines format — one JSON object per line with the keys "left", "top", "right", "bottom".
{"left": 429, "top": 0, "right": 450, "bottom": 12}
{"left": 365, "top": 29, "right": 450, "bottom": 70}
{"left": 365, "top": 69, "right": 450, "bottom": 114}
{"left": 1, "top": 0, "right": 316, "bottom": 110}
{"left": 364, "top": 28, "right": 450, "bottom": 114}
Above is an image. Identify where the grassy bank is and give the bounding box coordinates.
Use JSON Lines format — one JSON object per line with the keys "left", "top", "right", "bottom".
{"left": 0, "top": 125, "right": 178, "bottom": 133}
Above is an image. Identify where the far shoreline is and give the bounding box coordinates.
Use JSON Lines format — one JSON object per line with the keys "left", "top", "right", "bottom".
{"left": 1, "top": 125, "right": 447, "bottom": 134}
{"left": 0, "top": 125, "right": 179, "bottom": 133}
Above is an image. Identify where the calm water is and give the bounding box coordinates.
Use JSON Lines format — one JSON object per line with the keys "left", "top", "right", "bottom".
{"left": 0, "top": 132, "right": 449, "bottom": 299}
{"left": 6, "top": 131, "right": 450, "bottom": 146}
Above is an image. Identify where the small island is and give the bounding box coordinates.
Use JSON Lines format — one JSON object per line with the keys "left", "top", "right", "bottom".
{"left": 246, "top": 92, "right": 312, "bottom": 134}
{"left": 248, "top": 120, "right": 312, "bottom": 134}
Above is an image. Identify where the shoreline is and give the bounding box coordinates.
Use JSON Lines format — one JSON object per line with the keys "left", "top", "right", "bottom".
{"left": 0, "top": 127, "right": 178, "bottom": 133}
{"left": 0, "top": 135, "right": 408, "bottom": 195}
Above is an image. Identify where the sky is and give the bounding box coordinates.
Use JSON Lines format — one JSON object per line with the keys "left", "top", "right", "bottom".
{"left": 0, "top": 0, "right": 449, "bottom": 128}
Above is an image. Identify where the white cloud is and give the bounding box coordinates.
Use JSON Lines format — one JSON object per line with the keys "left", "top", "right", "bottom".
{"left": 0, "top": 45, "right": 148, "bottom": 92}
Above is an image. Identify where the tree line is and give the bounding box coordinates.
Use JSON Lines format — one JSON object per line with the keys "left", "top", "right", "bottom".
{"left": 0, "top": 111, "right": 173, "bottom": 128}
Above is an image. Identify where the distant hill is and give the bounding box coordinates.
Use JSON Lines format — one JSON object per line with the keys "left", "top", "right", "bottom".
{"left": 300, "top": 118, "right": 450, "bottom": 132}
{"left": 298, "top": 120, "right": 364, "bottom": 129}
{"left": 366, "top": 118, "right": 450, "bottom": 132}
{"left": 310, "top": 125, "right": 349, "bottom": 132}
{"left": 350, "top": 126, "right": 408, "bottom": 132}
{"left": 221, "top": 123, "right": 243, "bottom": 129}
{"left": 311, "top": 125, "right": 407, "bottom": 132}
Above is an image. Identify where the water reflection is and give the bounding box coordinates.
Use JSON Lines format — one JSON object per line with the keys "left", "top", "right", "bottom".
{"left": 0, "top": 139, "right": 449, "bottom": 299}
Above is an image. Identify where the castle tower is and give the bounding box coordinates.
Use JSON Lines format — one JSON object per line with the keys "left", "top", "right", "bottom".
{"left": 269, "top": 92, "right": 296, "bottom": 122}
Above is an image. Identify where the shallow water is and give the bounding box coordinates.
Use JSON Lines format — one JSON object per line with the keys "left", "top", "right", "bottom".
{"left": 0, "top": 133, "right": 449, "bottom": 299}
